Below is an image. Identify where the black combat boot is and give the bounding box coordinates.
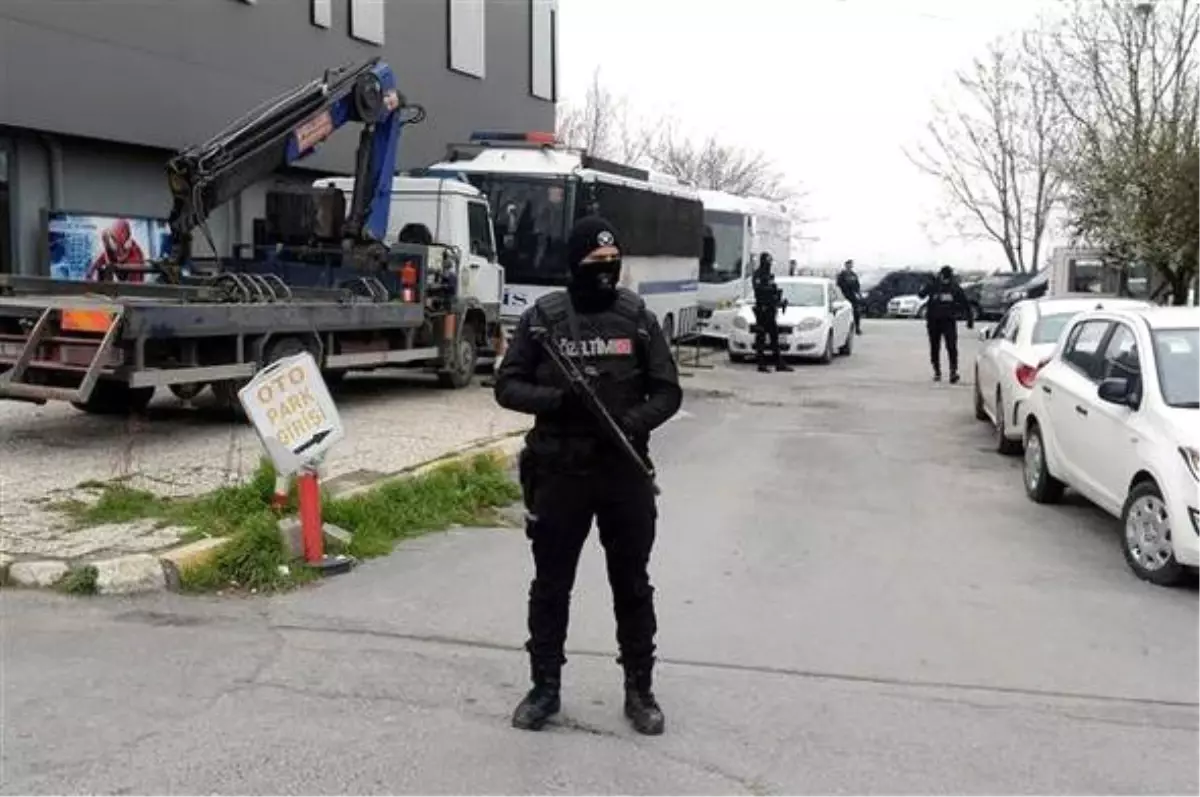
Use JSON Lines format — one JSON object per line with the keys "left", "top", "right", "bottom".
{"left": 511, "top": 665, "right": 561, "bottom": 731}
{"left": 775, "top": 361, "right": 794, "bottom": 372}
{"left": 949, "top": 372, "right": 961, "bottom": 384}
{"left": 932, "top": 371, "right": 942, "bottom": 382}
{"left": 623, "top": 666, "right": 665, "bottom": 735}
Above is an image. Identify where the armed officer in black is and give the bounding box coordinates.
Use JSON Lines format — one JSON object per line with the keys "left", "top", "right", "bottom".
{"left": 918, "top": 265, "right": 974, "bottom": 382}
{"left": 836, "top": 259, "right": 863, "bottom": 335}
{"left": 751, "top": 253, "right": 793, "bottom": 373}
{"left": 494, "top": 215, "right": 683, "bottom": 736}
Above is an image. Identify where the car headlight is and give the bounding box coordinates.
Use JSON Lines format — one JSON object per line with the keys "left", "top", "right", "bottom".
{"left": 797, "top": 318, "right": 823, "bottom": 331}
{"left": 733, "top": 315, "right": 749, "bottom": 330}
{"left": 1179, "top": 446, "right": 1200, "bottom": 482}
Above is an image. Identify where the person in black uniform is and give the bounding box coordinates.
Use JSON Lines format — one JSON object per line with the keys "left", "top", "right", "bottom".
{"left": 751, "top": 253, "right": 793, "bottom": 373}
{"left": 836, "top": 259, "right": 863, "bottom": 335}
{"left": 918, "top": 265, "right": 974, "bottom": 382}
{"left": 494, "top": 215, "right": 683, "bottom": 736}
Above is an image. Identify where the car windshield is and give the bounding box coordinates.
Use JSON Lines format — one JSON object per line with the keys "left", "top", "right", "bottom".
{"left": 1031, "top": 312, "right": 1078, "bottom": 344}
{"left": 1152, "top": 328, "right": 1199, "bottom": 408}
{"left": 779, "top": 282, "right": 826, "bottom": 307}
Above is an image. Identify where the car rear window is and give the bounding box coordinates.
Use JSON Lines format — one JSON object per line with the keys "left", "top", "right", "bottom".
{"left": 1031, "top": 312, "right": 1077, "bottom": 344}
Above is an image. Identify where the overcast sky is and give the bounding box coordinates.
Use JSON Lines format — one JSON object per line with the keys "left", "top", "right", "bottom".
{"left": 556, "top": 0, "right": 1058, "bottom": 272}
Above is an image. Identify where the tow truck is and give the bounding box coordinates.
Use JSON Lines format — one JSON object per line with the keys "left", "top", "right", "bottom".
{"left": 0, "top": 58, "right": 505, "bottom": 415}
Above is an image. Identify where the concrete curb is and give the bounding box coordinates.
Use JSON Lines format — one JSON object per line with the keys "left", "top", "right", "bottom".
{"left": 0, "top": 430, "right": 528, "bottom": 596}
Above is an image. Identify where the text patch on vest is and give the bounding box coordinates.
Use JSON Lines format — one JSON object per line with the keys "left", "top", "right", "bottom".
{"left": 557, "top": 337, "right": 634, "bottom": 358}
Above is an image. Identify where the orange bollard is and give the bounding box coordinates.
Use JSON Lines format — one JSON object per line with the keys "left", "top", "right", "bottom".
{"left": 296, "top": 469, "right": 324, "bottom": 564}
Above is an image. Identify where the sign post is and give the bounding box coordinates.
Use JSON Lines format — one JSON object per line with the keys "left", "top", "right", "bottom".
{"left": 237, "top": 351, "right": 354, "bottom": 575}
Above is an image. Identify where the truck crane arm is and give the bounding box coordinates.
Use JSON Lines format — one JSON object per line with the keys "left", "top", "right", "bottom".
{"left": 164, "top": 57, "right": 425, "bottom": 264}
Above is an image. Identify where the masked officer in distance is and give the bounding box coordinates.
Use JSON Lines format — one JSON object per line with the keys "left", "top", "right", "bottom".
{"left": 751, "top": 253, "right": 793, "bottom": 373}
{"left": 836, "top": 259, "right": 863, "bottom": 335}
{"left": 494, "top": 215, "right": 683, "bottom": 736}
{"left": 918, "top": 265, "right": 974, "bottom": 382}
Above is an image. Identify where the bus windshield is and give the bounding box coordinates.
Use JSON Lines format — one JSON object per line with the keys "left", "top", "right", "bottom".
{"left": 465, "top": 174, "right": 572, "bottom": 286}
{"left": 701, "top": 211, "right": 745, "bottom": 284}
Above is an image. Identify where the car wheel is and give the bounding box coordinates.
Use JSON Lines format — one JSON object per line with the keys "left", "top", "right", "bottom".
{"left": 819, "top": 331, "right": 834, "bottom": 364}
{"left": 973, "top": 368, "right": 988, "bottom": 421}
{"left": 728, "top": 350, "right": 746, "bottom": 364}
{"left": 838, "top": 327, "right": 853, "bottom": 356}
{"left": 916, "top": 305, "right": 927, "bottom": 320}
{"left": 1121, "top": 480, "right": 1187, "bottom": 587}
{"left": 995, "top": 389, "right": 1022, "bottom": 455}
{"left": 1023, "top": 422, "right": 1064, "bottom": 504}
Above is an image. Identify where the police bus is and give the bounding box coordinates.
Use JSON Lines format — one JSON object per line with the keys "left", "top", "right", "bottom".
{"left": 425, "top": 132, "right": 705, "bottom": 346}
{"left": 695, "top": 189, "right": 792, "bottom": 339}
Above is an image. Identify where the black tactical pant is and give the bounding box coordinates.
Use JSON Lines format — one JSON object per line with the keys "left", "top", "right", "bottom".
{"left": 522, "top": 458, "right": 658, "bottom": 675}
{"left": 851, "top": 301, "right": 862, "bottom": 333}
{"left": 926, "top": 317, "right": 959, "bottom": 375}
{"left": 753, "top": 306, "right": 783, "bottom": 366}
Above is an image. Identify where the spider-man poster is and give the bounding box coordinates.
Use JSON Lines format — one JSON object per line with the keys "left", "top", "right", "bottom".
{"left": 47, "top": 211, "right": 172, "bottom": 283}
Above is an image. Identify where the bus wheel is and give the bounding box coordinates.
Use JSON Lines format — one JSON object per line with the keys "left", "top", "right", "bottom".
{"left": 662, "top": 314, "right": 675, "bottom": 344}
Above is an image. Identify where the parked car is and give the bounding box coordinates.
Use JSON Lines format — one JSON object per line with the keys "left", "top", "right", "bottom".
{"left": 1002, "top": 270, "right": 1049, "bottom": 311}
{"left": 886, "top": 294, "right": 929, "bottom": 319}
{"left": 1019, "top": 305, "right": 1200, "bottom": 586}
{"left": 862, "top": 269, "right": 934, "bottom": 318}
{"left": 973, "top": 296, "right": 1153, "bottom": 454}
{"left": 728, "top": 276, "right": 856, "bottom": 364}
{"left": 977, "top": 271, "right": 1037, "bottom": 320}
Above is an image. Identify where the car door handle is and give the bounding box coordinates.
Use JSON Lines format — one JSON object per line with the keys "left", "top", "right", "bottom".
{"left": 1041, "top": 385, "right": 1052, "bottom": 394}
{"left": 1075, "top": 405, "right": 1088, "bottom": 417}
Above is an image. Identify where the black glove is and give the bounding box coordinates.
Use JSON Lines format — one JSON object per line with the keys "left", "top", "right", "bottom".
{"left": 966, "top": 317, "right": 975, "bottom": 330}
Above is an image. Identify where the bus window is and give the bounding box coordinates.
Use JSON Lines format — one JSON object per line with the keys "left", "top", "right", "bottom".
{"left": 700, "top": 210, "right": 745, "bottom": 284}
{"left": 466, "top": 175, "right": 570, "bottom": 286}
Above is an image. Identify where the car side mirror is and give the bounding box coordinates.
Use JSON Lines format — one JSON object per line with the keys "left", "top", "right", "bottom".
{"left": 1097, "top": 377, "right": 1135, "bottom": 407}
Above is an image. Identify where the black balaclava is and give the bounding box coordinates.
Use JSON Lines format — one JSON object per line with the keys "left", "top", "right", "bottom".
{"left": 939, "top": 265, "right": 954, "bottom": 282}
{"left": 756, "top": 252, "right": 773, "bottom": 275}
{"left": 567, "top": 215, "right": 622, "bottom": 309}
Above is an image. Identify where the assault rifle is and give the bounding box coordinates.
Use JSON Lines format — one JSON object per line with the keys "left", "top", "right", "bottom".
{"left": 531, "top": 327, "right": 660, "bottom": 494}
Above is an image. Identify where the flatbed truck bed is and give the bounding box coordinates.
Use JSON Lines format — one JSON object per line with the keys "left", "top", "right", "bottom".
{"left": 0, "top": 265, "right": 496, "bottom": 414}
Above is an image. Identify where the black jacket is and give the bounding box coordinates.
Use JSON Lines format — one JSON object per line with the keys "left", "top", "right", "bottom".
{"left": 752, "top": 267, "right": 782, "bottom": 311}
{"left": 494, "top": 288, "right": 682, "bottom": 469}
{"left": 918, "top": 277, "right": 973, "bottom": 323}
{"left": 836, "top": 270, "right": 862, "bottom": 303}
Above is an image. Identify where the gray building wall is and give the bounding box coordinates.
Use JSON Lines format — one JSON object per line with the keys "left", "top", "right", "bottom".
{"left": 0, "top": 0, "right": 558, "bottom": 274}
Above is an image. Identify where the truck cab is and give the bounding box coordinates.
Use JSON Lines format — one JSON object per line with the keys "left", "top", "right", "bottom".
{"left": 312, "top": 175, "right": 504, "bottom": 322}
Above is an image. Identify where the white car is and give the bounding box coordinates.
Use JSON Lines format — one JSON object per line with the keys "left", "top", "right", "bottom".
{"left": 973, "top": 296, "right": 1152, "bottom": 455}
{"left": 727, "top": 276, "right": 855, "bottom": 363}
{"left": 1020, "top": 306, "right": 1200, "bottom": 586}
{"left": 887, "top": 294, "right": 928, "bottom": 318}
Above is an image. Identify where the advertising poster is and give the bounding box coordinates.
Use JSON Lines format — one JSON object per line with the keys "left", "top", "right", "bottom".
{"left": 47, "top": 211, "right": 172, "bottom": 283}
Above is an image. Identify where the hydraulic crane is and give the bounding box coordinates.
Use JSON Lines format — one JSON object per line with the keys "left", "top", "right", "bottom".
{"left": 163, "top": 57, "right": 426, "bottom": 274}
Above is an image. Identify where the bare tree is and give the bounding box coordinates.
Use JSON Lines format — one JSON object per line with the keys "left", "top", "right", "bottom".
{"left": 1044, "top": 0, "right": 1199, "bottom": 304}
{"left": 646, "top": 120, "right": 797, "bottom": 202}
{"left": 555, "top": 68, "right": 653, "bottom": 166}
{"left": 907, "top": 33, "right": 1069, "bottom": 273}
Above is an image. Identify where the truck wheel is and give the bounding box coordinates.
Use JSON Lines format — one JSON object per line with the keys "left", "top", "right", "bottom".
{"left": 71, "top": 381, "right": 155, "bottom": 416}
{"left": 169, "top": 383, "right": 208, "bottom": 402}
{"left": 214, "top": 336, "right": 313, "bottom": 417}
{"left": 437, "top": 323, "right": 477, "bottom": 389}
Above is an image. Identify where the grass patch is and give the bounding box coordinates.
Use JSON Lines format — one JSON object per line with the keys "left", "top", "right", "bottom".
{"left": 58, "top": 565, "right": 98, "bottom": 596}
{"left": 58, "top": 453, "right": 521, "bottom": 593}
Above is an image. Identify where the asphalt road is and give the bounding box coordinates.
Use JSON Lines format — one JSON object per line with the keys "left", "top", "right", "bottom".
{"left": 3, "top": 320, "right": 1197, "bottom": 795}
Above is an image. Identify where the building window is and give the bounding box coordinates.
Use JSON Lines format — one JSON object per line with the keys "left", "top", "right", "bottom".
{"left": 530, "top": 0, "right": 557, "bottom": 101}
{"left": 312, "top": 0, "right": 332, "bottom": 28}
{"left": 447, "top": 0, "right": 486, "bottom": 79}
{"left": 350, "top": 0, "right": 384, "bottom": 45}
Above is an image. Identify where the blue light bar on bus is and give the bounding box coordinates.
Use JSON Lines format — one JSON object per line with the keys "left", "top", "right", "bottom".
{"left": 469, "top": 131, "right": 557, "bottom": 145}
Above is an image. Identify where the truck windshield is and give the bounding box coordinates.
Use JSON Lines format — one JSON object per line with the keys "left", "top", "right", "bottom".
{"left": 1152, "top": 328, "right": 1199, "bottom": 409}
{"left": 466, "top": 174, "right": 571, "bottom": 286}
{"left": 700, "top": 211, "right": 745, "bottom": 284}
